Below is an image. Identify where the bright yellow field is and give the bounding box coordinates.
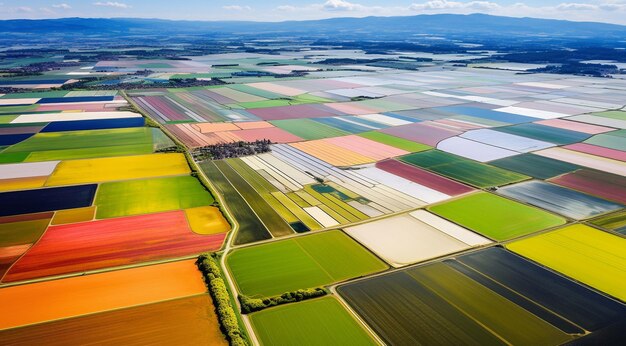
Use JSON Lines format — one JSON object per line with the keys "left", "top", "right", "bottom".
{"left": 507, "top": 224, "right": 626, "bottom": 301}
{"left": 45, "top": 154, "right": 190, "bottom": 186}
{"left": 184, "top": 206, "right": 230, "bottom": 235}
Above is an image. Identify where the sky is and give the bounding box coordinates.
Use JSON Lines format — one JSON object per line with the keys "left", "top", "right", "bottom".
{"left": 2, "top": 0, "right": 626, "bottom": 25}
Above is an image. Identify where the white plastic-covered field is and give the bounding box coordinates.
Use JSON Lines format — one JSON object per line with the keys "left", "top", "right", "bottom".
{"left": 461, "top": 129, "right": 555, "bottom": 153}
{"left": 0, "top": 161, "right": 60, "bottom": 180}
{"left": 495, "top": 106, "right": 567, "bottom": 119}
{"left": 344, "top": 210, "right": 491, "bottom": 267}
{"left": 10, "top": 111, "right": 141, "bottom": 124}
{"left": 568, "top": 114, "right": 626, "bottom": 129}
{"left": 303, "top": 206, "right": 339, "bottom": 228}
{"left": 357, "top": 113, "right": 412, "bottom": 126}
{"left": 437, "top": 137, "right": 518, "bottom": 162}
{"left": 535, "top": 147, "right": 626, "bottom": 177}
{"left": 0, "top": 98, "right": 41, "bottom": 105}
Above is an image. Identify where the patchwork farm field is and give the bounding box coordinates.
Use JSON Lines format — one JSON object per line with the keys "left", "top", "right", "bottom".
{"left": 338, "top": 247, "right": 626, "bottom": 345}
{"left": 227, "top": 230, "right": 387, "bottom": 297}
{"left": 3, "top": 49, "right": 626, "bottom": 345}
{"left": 250, "top": 297, "right": 376, "bottom": 346}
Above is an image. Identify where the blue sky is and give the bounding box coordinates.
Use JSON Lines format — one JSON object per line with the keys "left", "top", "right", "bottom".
{"left": 2, "top": 1, "right": 626, "bottom": 24}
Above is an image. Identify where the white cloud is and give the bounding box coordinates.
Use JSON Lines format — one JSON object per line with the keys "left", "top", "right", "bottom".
{"left": 222, "top": 5, "right": 252, "bottom": 11}
{"left": 409, "top": 0, "right": 500, "bottom": 11}
{"left": 16, "top": 6, "right": 33, "bottom": 12}
{"left": 93, "top": 2, "right": 130, "bottom": 9}
{"left": 599, "top": 3, "right": 626, "bottom": 10}
{"left": 556, "top": 3, "right": 598, "bottom": 10}
{"left": 321, "top": 0, "right": 364, "bottom": 11}
{"left": 276, "top": 5, "right": 297, "bottom": 11}
{"left": 52, "top": 3, "right": 71, "bottom": 10}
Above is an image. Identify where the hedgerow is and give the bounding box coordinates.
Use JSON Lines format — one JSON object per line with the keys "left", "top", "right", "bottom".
{"left": 239, "top": 287, "right": 328, "bottom": 314}
{"left": 197, "top": 253, "right": 248, "bottom": 346}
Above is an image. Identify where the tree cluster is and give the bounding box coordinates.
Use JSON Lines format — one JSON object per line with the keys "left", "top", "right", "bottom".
{"left": 0, "top": 61, "right": 80, "bottom": 76}
{"left": 193, "top": 140, "right": 272, "bottom": 161}
{"left": 239, "top": 288, "right": 327, "bottom": 314}
{"left": 197, "top": 253, "right": 248, "bottom": 346}
{"left": 59, "top": 77, "right": 226, "bottom": 91}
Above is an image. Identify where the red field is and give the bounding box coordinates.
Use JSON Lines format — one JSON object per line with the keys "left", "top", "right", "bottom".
{"left": 3, "top": 210, "right": 226, "bottom": 282}
{"left": 563, "top": 143, "right": 626, "bottom": 162}
{"left": 376, "top": 159, "right": 474, "bottom": 196}
{"left": 550, "top": 169, "right": 626, "bottom": 204}
{"left": 235, "top": 127, "right": 302, "bottom": 143}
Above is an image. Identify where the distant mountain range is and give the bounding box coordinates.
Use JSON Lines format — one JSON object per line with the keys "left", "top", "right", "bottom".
{"left": 2, "top": 14, "right": 626, "bottom": 39}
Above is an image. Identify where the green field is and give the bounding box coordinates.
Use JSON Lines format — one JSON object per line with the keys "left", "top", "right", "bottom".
{"left": 489, "top": 154, "right": 580, "bottom": 179}
{"left": 227, "top": 230, "right": 387, "bottom": 297}
{"left": 238, "top": 100, "right": 292, "bottom": 109}
{"left": 250, "top": 297, "right": 376, "bottom": 346}
{"left": 590, "top": 210, "right": 626, "bottom": 235}
{"left": 584, "top": 130, "right": 626, "bottom": 151}
{"left": 592, "top": 110, "right": 626, "bottom": 120}
{"left": 0, "top": 90, "right": 69, "bottom": 99}
{"left": 0, "top": 115, "right": 19, "bottom": 124}
{"left": 428, "top": 192, "right": 566, "bottom": 240}
{"left": 199, "top": 160, "right": 272, "bottom": 244}
{"left": 214, "top": 160, "right": 295, "bottom": 238}
{"left": 0, "top": 218, "right": 50, "bottom": 248}
{"left": 2, "top": 127, "right": 156, "bottom": 162}
{"left": 95, "top": 176, "right": 214, "bottom": 219}
{"left": 151, "top": 128, "right": 176, "bottom": 151}
{"left": 400, "top": 150, "right": 529, "bottom": 188}
{"left": 138, "top": 63, "right": 173, "bottom": 68}
{"left": 271, "top": 118, "right": 349, "bottom": 140}
{"left": 0, "top": 105, "right": 39, "bottom": 114}
{"left": 358, "top": 131, "right": 431, "bottom": 152}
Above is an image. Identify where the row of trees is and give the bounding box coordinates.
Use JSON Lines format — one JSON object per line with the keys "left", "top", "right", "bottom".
{"left": 239, "top": 288, "right": 327, "bottom": 314}
{"left": 197, "top": 253, "right": 248, "bottom": 346}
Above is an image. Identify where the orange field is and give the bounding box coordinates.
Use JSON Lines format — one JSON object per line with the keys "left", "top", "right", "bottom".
{"left": 0, "top": 259, "right": 206, "bottom": 330}
{"left": 0, "top": 295, "right": 226, "bottom": 345}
